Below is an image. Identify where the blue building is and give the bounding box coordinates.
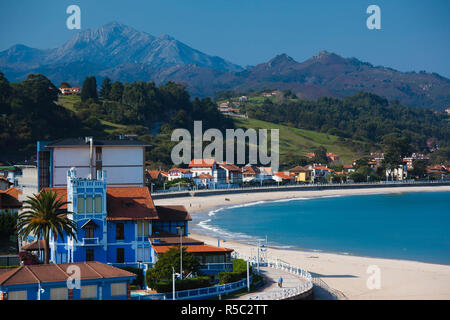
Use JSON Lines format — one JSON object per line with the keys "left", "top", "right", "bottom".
{"left": 33, "top": 167, "right": 232, "bottom": 276}
{"left": 0, "top": 261, "right": 135, "bottom": 300}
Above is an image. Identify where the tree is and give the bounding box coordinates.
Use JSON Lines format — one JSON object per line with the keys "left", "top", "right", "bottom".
{"left": 16, "top": 190, "right": 77, "bottom": 264}
{"left": 109, "top": 81, "right": 124, "bottom": 102}
{"left": 313, "top": 146, "right": 328, "bottom": 164}
{"left": 411, "top": 159, "right": 427, "bottom": 179}
{"left": 0, "top": 72, "right": 12, "bottom": 114}
{"left": 20, "top": 74, "right": 58, "bottom": 106}
{"left": 145, "top": 247, "right": 201, "bottom": 288}
{"left": 382, "top": 134, "right": 411, "bottom": 169}
{"left": 59, "top": 82, "right": 71, "bottom": 88}
{"left": 99, "top": 77, "right": 112, "bottom": 99}
{"left": 81, "top": 76, "right": 98, "bottom": 102}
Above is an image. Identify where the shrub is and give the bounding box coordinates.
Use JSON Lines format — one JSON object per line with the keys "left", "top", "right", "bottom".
{"left": 119, "top": 266, "right": 144, "bottom": 288}
{"left": 217, "top": 259, "right": 251, "bottom": 284}
{"left": 18, "top": 251, "right": 39, "bottom": 265}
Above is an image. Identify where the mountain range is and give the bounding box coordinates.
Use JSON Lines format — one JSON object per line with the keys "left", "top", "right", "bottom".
{"left": 1, "top": 22, "right": 449, "bottom": 109}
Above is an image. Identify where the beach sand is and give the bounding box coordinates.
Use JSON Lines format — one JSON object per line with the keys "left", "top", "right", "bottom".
{"left": 154, "top": 185, "right": 450, "bottom": 300}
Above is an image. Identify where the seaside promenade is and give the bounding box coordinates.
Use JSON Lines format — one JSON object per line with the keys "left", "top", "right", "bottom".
{"left": 232, "top": 266, "right": 312, "bottom": 300}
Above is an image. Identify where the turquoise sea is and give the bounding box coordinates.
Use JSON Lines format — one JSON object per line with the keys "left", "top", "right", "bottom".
{"left": 191, "top": 191, "right": 450, "bottom": 265}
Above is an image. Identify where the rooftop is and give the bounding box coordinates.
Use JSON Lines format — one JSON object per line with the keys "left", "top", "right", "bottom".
{"left": 0, "top": 187, "right": 22, "bottom": 209}
{"left": 42, "top": 187, "right": 189, "bottom": 222}
{"left": 0, "top": 261, "right": 135, "bottom": 287}
{"left": 189, "top": 159, "right": 216, "bottom": 168}
{"left": 44, "top": 138, "right": 150, "bottom": 148}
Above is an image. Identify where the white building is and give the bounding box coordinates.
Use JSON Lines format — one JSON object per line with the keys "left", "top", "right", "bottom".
{"left": 188, "top": 159, "right": 227, "bottom": 186}
{"left": 167, "top": 168, "right": 193, "bottom": 181}
{"left": 37, "top": 137, "right": 149, "bottom": 189}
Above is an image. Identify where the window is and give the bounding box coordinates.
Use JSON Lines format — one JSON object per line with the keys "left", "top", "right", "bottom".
{"left": 85, "top": 226, "right": 94, "bottom": 239}
{"left": 137, "top": 221, "right": 149, "bottom": 237}
{"left": 8, "top": 290, "right": 27, "bottom": 300}
{"left": 95, "top": 147, "right": 102, "bottom": 161}
{"left": 86, "top": 249, "right": 94, "bottom": 261}
{"left": 144, "top": 221, "right": 149, "bottom": 237}
{"left": 85, "top": 197, "right": 93, "bottom": 213}
{"left": 116, "top": 223, "right": 124, "bottom": 240}
{"left": 94, "top": 196, "right": 102, "bottom": 213}
{"left": 137, "top": 220, "right": 142, "bottom": 236}
{"left": 50, "top": 287, "right": 68, "bottom": 300}
{"left": 81, "top": 285, "right": 97, "bottom": 299}
{"left": 77, "top": 196, "right": 85, "bottom": 213}
{"left": 116, "top": 248, "right": 125, "bottom": 263}
{"left": 110, "top": 283, "right": 126, "bottom": 297}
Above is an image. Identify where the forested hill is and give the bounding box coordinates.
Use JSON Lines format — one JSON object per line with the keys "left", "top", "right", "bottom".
{"left": 241, "top": 91, "right": 449, "bottom": 153}
{"left": 0, "top": 71, "right": 449, "bottom": 166}
{"left": 0, "top": 72, "right": 233, "bottom": 163}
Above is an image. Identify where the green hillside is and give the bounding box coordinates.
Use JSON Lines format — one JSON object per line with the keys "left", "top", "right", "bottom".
{"left": 233, "top": 117, "right": 361, "bottom": 164}
{"left": 58, "top": 95, "right": 361, "bottom": 165}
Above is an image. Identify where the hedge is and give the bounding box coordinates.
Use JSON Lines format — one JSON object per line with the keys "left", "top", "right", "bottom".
{"left": 217, "top": 259, "right": 252, "bottom": 284}
{"left": 153, "top": 276, "right": 211, "bottom": 293}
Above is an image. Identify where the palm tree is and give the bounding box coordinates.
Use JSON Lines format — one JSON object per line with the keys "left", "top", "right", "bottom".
{"left": 17, "top": 190, "right": 77, "bottom": 264}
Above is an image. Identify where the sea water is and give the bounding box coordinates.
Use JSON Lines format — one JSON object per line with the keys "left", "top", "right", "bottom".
{"left": 192, "top": 191, "right": 450, "bottom": 265}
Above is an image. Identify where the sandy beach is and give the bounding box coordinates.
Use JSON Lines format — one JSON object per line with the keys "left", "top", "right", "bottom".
{"left": 154, "top": 185, "right": 450, "bottom": 300}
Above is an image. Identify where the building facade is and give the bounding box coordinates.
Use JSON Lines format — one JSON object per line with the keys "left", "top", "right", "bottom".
{"left": 0, "top": 261, "right": 135, "bottom": 300}
{"left": 37, "top": 137, "right": 149, "bottom": 190}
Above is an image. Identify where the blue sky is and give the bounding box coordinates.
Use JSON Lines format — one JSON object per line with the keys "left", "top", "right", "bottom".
{"left": 0, "top": 0, "right": 449, "bottom": 77}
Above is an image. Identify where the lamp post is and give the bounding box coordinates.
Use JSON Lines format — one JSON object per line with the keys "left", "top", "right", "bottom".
{"left": 172, "top": 267, "right": 180, "bottom": 300}
{"left": 177, "top": 226, "right": 183, "bottom": 279}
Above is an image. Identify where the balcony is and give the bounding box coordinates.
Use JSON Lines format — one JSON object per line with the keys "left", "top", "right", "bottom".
{"left": 80, "top": 237, "right": 100, "bottom": 246}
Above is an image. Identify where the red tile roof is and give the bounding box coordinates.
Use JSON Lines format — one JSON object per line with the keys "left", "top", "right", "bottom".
{"left": 0, "top": 261, "right": 135, "bottom": 286}
{"left": 242, "top": 166, "right": 258, "bottom": 175}
{"left": 189, "top": 159, "right": 215, "bottom": 167}
{"left": 195, "top": 174, "right": 214, "bottom": 179}
{"left": 274, "top": 172, "right": 294, "bottom": 180}
{"left": 288, "top": 166, "right": 309, "bottom": 173}
{"left": 313, "top": 166, "right": 334, "bottom": 172}
{"left": 0, "top": 187, "right": 22, "bottom": 209}
{"left": 168, "top": 168, "right": 191, "bottom": 174}
{"left": 21, "top": 240, "right": 46, "bottom": 251}
{"left": 43, "top": 187, "right": 188, "bottom": 222}
{"left": 146, "top": 170, "right": 162, "bottom": 179}
{"left": 107, "top": 187, "right": 157, "bottom": 221}
{"left": 44, "top": 187, "right": 158, "bottom": 221}
{"left": 219, "top": 163, "right": 241, "bottom": 172}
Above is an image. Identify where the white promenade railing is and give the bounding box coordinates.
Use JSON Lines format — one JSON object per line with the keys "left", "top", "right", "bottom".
{"left": 131, "top": 277, "right": 251, "bottom": 300}
{"left": 232, "top": 251, "right": 314, "bottom": 300}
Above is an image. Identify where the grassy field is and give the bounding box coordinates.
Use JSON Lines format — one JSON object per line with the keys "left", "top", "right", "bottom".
{"left": 56, "top": 94, "right": 360, "bottom": 164}
{"left": 233, "top": 117, "right": 361, "bottom": 164}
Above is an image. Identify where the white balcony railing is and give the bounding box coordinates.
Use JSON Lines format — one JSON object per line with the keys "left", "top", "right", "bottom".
{"left": 81, "top": 237, "right": 100, "bottom": 245}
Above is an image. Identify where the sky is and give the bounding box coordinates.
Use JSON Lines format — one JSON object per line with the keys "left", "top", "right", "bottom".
{"left": 0, "top": 0, "right": 449, "bottom": 77}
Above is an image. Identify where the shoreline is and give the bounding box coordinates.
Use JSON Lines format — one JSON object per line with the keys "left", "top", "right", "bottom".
{"left": 154, "top": 185, "right": 450, "bottom": 299}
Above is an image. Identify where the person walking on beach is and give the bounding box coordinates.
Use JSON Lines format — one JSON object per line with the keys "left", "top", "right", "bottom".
{"left": 278, "top": 277, "right": 283, "bottom": 288}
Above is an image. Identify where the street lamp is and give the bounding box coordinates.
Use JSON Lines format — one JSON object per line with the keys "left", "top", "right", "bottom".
{"left": 172, "top": 267, "right": 181, "bottom": 300}
{"left": 177, "top": 226, "right": 184, "bottom": 279}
